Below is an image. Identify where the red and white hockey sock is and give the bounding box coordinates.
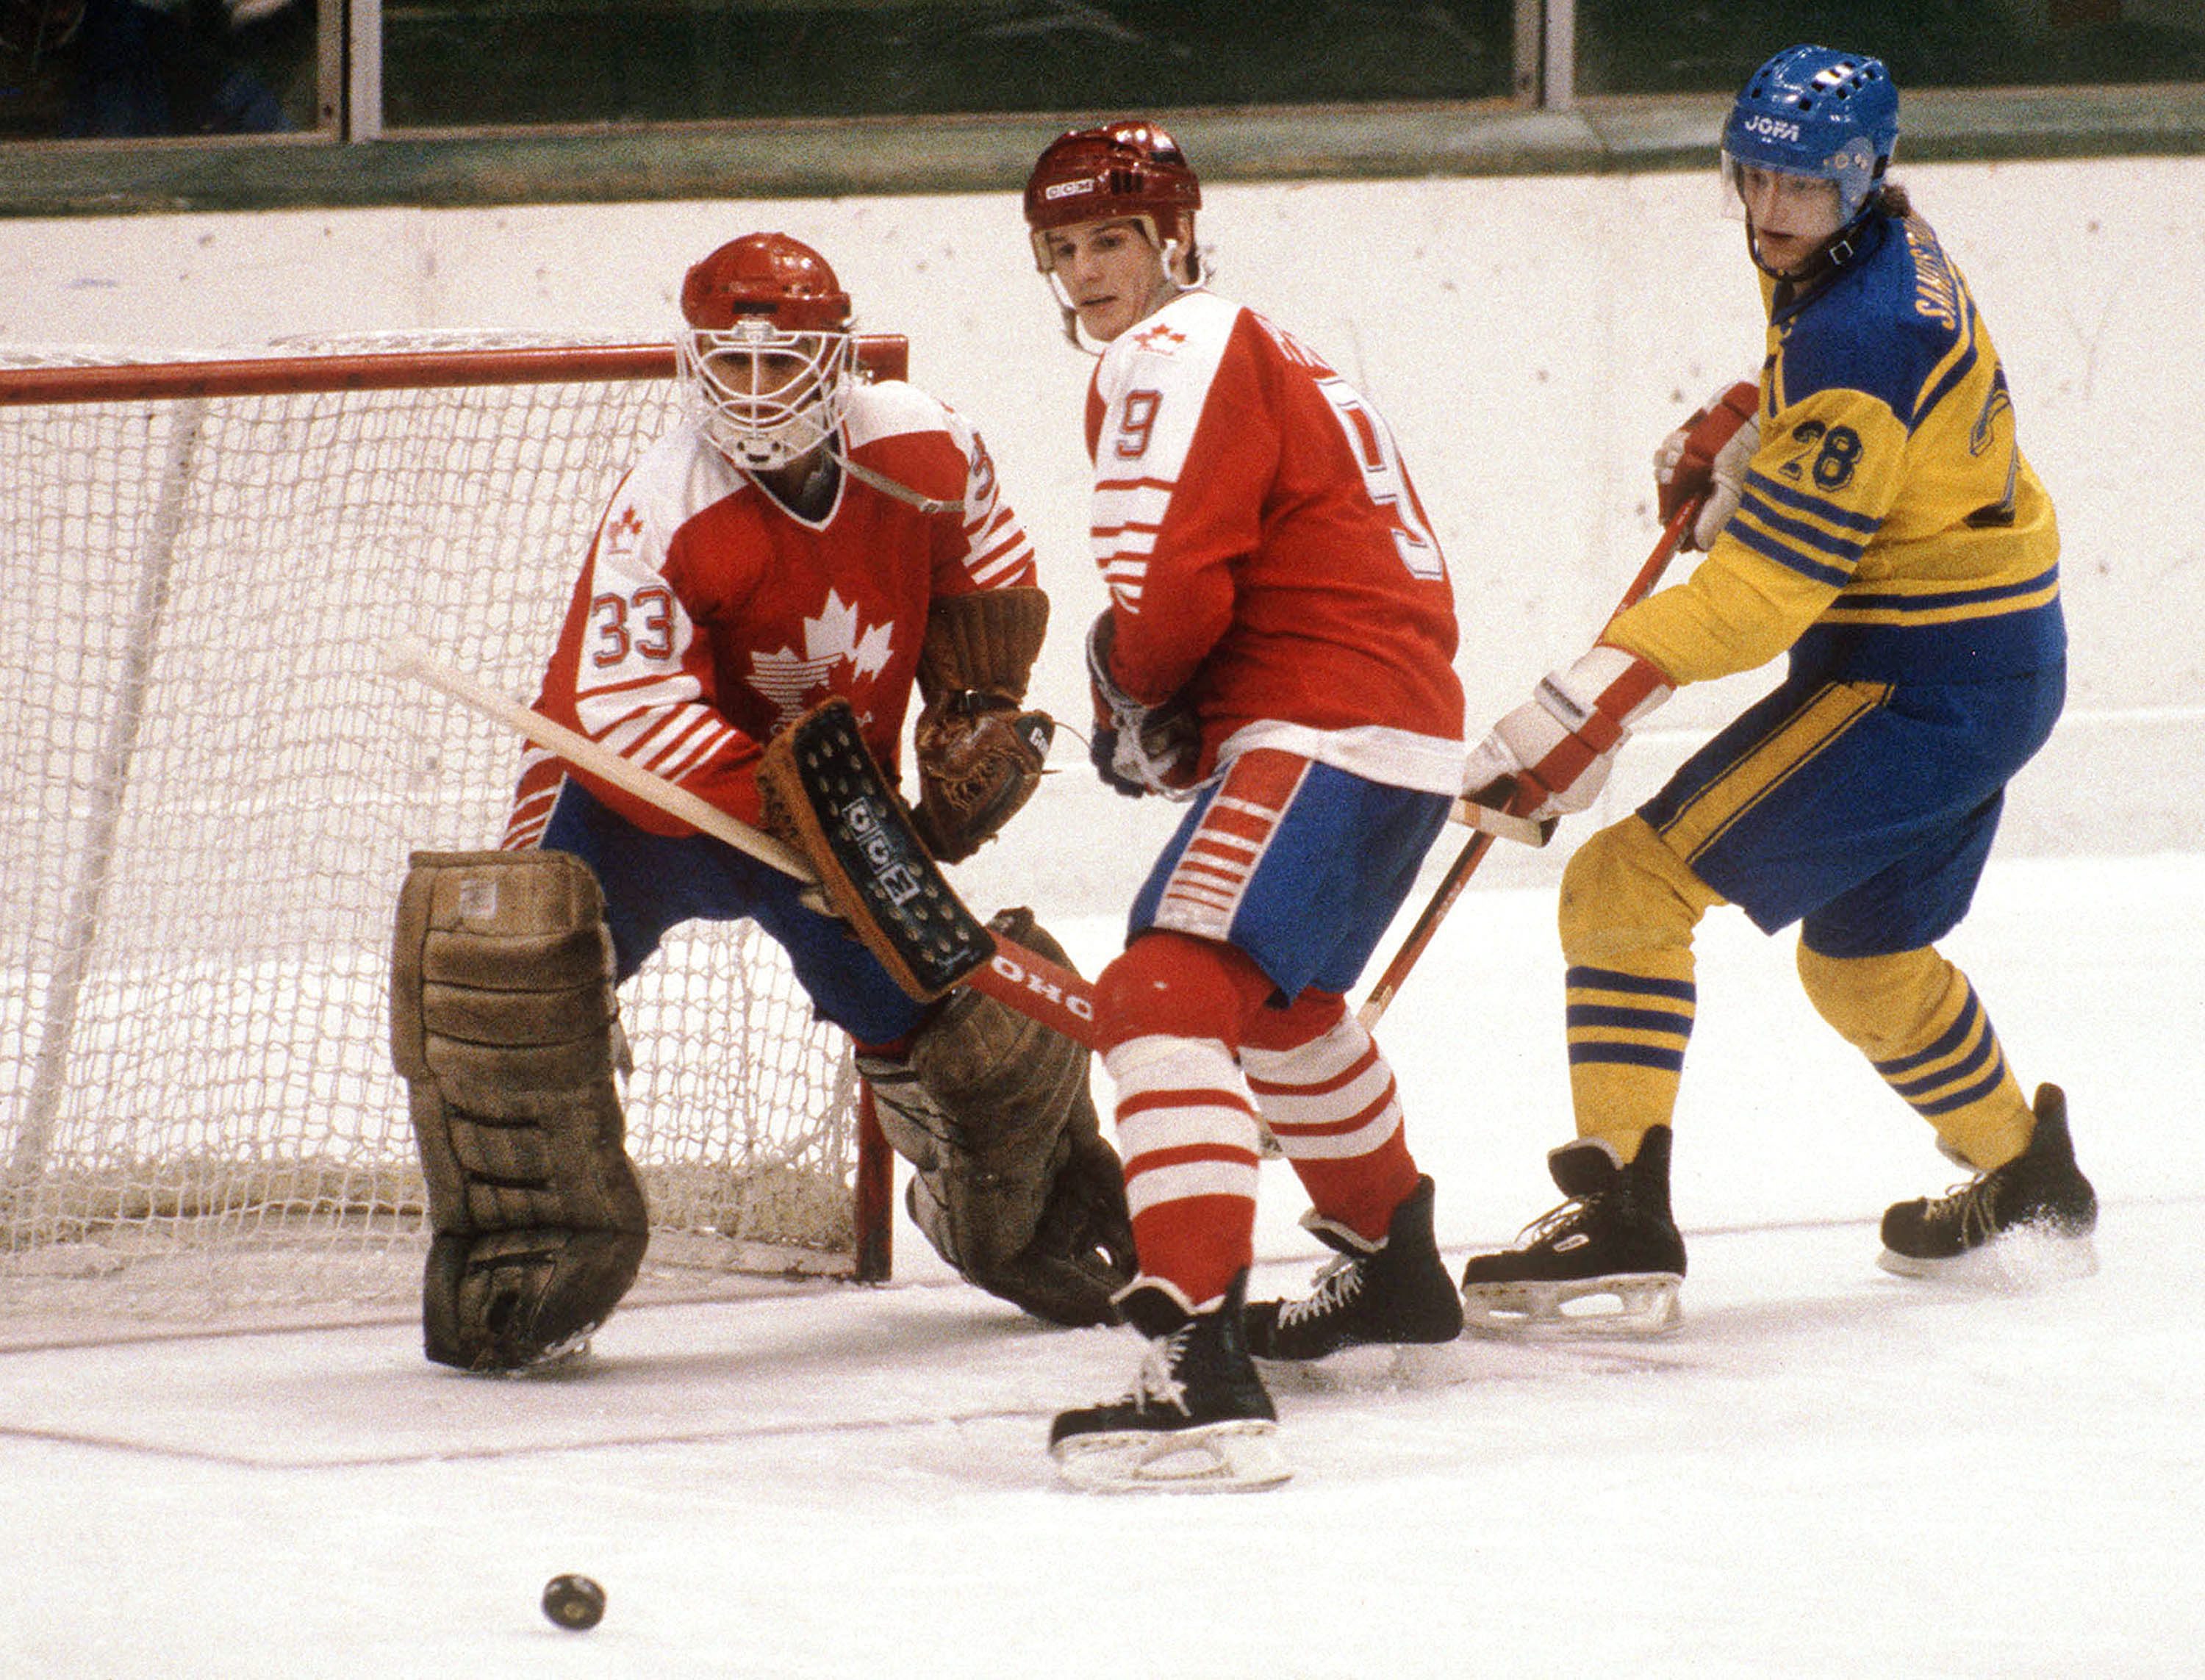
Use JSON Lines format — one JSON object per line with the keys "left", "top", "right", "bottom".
{"left": 1102, "top": 1033, "right": 1263, "bottom": 1311}
{"left": 1242, "top": 1007, "right": 1419, "bottom": 1247}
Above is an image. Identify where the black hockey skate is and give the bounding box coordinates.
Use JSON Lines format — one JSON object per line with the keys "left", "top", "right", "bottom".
{"left": 1879, "top": 1083, "right": 2098, "bottom": 1281}
{"left": 1459, "top": 1126, "right": 1686, "bottom": 1338}
{"left": 1050, "top": 1271, "right": 1289, "bottom": 1493}
{"left": 1244, "top": 1176, "right": 1464, "bottom": 1360}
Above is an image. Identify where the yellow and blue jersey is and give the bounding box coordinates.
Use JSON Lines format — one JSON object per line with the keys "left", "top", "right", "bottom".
{"left": 1610, "top": 211, "right": 2063, "bottom": 687}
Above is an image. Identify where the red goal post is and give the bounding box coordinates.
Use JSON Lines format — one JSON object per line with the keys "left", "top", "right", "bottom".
{"left": 0, "top": 336, "right": 908, "bottom": 405}
{"left": 0, "top": 332, "right": 908, "bottom": 1346}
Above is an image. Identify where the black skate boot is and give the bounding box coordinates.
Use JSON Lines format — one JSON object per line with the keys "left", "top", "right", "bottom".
{"left": 1244, "top": 1176, "right": 1464, "bottom": 1360}
{"left": 1459, "top": 1126, "right": 1686, "bottom": 1338}
{"left": 1879, "top": 1084, "right": 2098, "bottom": 1281}
{"left": 1049, "top": 1270, "right": 1289, "bottom": 1493}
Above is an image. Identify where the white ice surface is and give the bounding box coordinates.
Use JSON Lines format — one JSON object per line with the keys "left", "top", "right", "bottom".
{"left": 6, "top": 852, "right": 2202, "bottom": 1678}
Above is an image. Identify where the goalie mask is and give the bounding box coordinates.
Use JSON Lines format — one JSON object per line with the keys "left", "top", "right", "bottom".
{"left": 1720, "top": 46, "right": 1899, "bottom": 278}
{"left": 678, "top": 232, "right": 858, "bottom": 473}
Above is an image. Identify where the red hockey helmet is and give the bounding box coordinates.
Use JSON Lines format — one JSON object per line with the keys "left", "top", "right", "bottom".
{"left": 681, "top": 231, "right": 852, "bottom": 332}
{"left": 1022, "top": 120, "right": 1202, "bottom": 273}
{"left": 677, "top": 233, "right": 857, "bottom": 472}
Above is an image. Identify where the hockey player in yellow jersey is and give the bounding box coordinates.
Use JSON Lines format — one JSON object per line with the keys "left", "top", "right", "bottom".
{"left": 1456, "top": 45, "right": 2096, "bottom": 1335}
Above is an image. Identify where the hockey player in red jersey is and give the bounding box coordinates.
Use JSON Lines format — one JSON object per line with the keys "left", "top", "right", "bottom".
{"left": 1456, "top": 48, "right": 2095, "bottom": 1340}
{"left": 391, "top": 233, "right": 1134, "bottom": 1372}
{"left": 1025, "top": 123, "right": 1469, "bottom": 1492}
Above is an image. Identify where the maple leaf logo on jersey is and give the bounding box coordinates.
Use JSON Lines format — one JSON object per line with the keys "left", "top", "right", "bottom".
{"left": 1131, "top": 323, "right": 1186, "bottom": 355}
{"left": 747, "top": 589, "right": 897, "bottom": 725}
{"left": 603, "top": 504, "right": 645, "bottom": 561}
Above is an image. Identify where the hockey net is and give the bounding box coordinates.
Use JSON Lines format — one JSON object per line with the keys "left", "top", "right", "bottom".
{"left": 0, "top": 332, "right": 909, "bottom": 1348}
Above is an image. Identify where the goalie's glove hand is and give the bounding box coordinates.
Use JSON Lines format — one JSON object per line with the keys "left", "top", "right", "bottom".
{"left": 1655, "top": 378, "right": 1760, "bottom": 550}
{"left": 1463, "top": 645, "right": 1674, "bottom": 822}
{"left": 910, "top": 690, "right": 1054, "bottom": 863}
{"left": 1086, "top": 610, "right": 1200, "bottom": 800}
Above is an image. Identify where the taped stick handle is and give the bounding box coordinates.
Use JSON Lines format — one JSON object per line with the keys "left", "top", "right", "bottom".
{"left": 1357, "top": 498, "right": 1702, "bottom": 1032}
{"left": 1450, "top": 798, "right": 1552, "bottom": 847}
{"left": 386, "top": 638, "right": 1106, "bottom": 1049}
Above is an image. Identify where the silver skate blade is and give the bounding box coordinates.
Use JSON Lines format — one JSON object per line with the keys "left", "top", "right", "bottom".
{"left": 1460, "top": 1273, "right": 1684, "bottom": 1340}
{"left": 1877, "top": 1225, "right": 2098, "bottom": 1290}
{"left": 1050, "top": 1420, "right": 1291, "bottom": 1494}
{"left": 1259, "top": 1338, "right": 1477, "bottom": 1395}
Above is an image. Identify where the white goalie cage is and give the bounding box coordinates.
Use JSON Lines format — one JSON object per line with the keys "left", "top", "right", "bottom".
{"left": 0, "top": 332, "right": 911, "bottom": 1349}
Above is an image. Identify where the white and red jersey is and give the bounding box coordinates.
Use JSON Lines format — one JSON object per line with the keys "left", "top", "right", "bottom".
{"left": 503, "top": 380, "right": 1035, "bottom": 847}
{"left": 1086, "top": 290, "right": 1463, "bottom": 792}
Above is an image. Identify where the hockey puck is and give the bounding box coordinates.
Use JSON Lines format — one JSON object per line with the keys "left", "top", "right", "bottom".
{"left": 541, "top": 1573, "right": 606, "bottom": 1631}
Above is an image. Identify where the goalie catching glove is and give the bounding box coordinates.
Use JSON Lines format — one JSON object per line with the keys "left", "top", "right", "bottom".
{"left": 910, "top": 585, "right": 1055, "bottom": 862}
{"left": 911, "top": 694, "right": 1053, "bottom": 863}
{"left": 1086, "top": 610, "right": 1200, "bottom": 799}
{"left": 1655, "top": 378, "right": 1760, "bottom": 550}
{"left": 1462, "top": 645, "right": 1674, "bottom": 823}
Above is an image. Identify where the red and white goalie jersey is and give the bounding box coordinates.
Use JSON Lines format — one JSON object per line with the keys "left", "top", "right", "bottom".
{"left": 504, "top": 381, "right": 1036, "bottom": 847}
{"left": 1086, "top": 290, "right": 1463, "bottom": 792}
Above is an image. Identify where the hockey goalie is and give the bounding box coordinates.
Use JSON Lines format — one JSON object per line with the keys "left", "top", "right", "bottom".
{"left": 389, "top": 231, "right": 1133, "bottom": 1372}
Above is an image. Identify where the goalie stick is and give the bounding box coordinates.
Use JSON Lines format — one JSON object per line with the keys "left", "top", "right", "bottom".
{"left": 386, "top": 639, "right": 1104, "bottom": 1050}
{"left": 1356, "top": 497, "right": 1703, "bottom": 1031}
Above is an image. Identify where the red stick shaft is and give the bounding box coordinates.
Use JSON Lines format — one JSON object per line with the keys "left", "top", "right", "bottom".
{"left": 965, "top": 933, "right": 1102, "bottom": 1050}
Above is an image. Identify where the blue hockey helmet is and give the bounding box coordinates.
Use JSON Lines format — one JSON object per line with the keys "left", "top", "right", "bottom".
{"left": 1722, "top": 46, "right": 1899, "bottom": 227}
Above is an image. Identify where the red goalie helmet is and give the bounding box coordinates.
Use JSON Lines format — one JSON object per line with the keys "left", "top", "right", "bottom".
{"left": 680, "top": 231, "right": 852, "bottom": 333}
{"left": 1022, "top": 119, "right": 1202, "bottom": 272}
{"left": 677, "top": 233, "right": 857, "bottom": 472}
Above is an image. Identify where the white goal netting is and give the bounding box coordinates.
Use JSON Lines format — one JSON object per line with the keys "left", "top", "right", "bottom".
{"left": 0, "top": 334, "right": 897, "bottom": 1347}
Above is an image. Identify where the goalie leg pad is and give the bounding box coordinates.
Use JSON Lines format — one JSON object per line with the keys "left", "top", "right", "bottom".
{"left": 423, "top": 1227, "right": 648, "bottom": 1373}
{"left": 392, "top": 850, "right": 648, "bottom": 1372}
{"left": 860, "top": 907, "right": 1135, "bottom": 1327}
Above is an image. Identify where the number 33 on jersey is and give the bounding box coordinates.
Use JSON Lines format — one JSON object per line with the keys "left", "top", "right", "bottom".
{"left": 1081, "top": 291, "right": 1463, "bottom": 792}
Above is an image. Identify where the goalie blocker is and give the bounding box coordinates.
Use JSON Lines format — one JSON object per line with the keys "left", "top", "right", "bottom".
{"left": 757, "top": 697, "right": 1101, "bottom": 1052}
{"left": 759, "top": 696, "right": 999, "bottom": 1002}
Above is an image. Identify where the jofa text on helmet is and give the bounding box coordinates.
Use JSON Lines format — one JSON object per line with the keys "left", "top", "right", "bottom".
{"left": 1741, "top": 114, "right": 1803, "bottom": 142}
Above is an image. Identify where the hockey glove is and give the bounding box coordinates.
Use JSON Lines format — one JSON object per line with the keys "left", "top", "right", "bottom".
{"left": 1655, "top": 379, "right": 1760, "bottom": 550}
{"left": 911, "top": 691, "right": 1054, "bottom": 862}
{"left": 1086, "top": 610, "right": 1200, "bottom": 799}
{"left": 1462, "top": 645, "right": 1674, "bottom": 822}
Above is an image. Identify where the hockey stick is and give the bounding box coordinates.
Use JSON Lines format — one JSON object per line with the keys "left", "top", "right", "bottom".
{"left": 1355, "top": 498, "right": 1702, "bottom": 1031}
{"left": 385, "top": 639, "right": 1105, "bottom": 1049}
{"left": 1450, "top": 798, "right": 1551, "bottom": 847}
